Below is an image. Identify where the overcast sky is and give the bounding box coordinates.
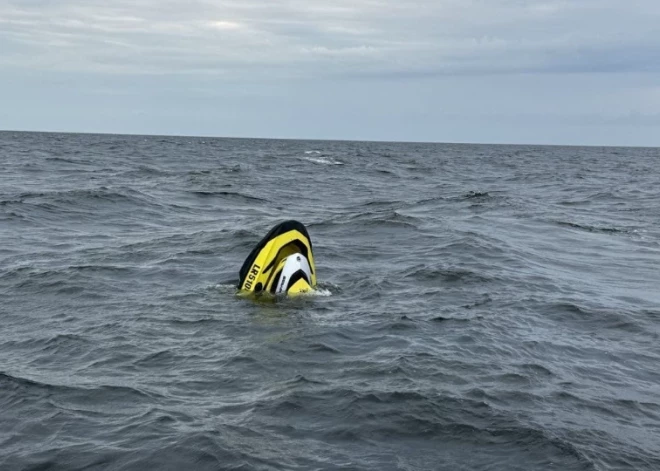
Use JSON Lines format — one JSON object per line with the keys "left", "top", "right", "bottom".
{"left": 1, "top": 0, "right": 659, "bottom": 145}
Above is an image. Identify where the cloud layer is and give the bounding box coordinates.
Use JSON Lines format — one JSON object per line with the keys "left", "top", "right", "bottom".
{"left": 2, "top": 0, "right": 659, "bottom": 77}
{"left": 1, "top": 0, "right": 659, "bottom": 144}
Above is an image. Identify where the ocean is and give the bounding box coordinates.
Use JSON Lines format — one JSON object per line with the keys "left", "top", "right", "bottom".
{"left": 1, "top": 131, "right": 659, "bottom": 470}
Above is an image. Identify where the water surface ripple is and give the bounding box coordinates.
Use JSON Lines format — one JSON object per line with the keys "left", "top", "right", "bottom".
{"left": 1, "top": 132, "right": 659, "bottom": 470}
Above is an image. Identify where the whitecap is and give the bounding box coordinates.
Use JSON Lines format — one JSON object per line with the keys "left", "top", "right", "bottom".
{"left": 301, "top": 156, "right": 344, "bottom": 166}
{"left": 301, "top": 287, "right": 333, "bottom": 297}
{"left": 212, "top": 283, "right": 237, "bottom": 293}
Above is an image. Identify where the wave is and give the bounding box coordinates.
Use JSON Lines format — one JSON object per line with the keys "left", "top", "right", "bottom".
{"left": 431, "top": 315, "right": 473, "bottom": 323}
{"left": 308, "top": 211, "right": 420, "bottom": 231}
{"left": 134, "top": 350, "right": 178, "bottom": 368}
{"left": 241, "top": 386, "right": 595, "bottom": 467}
{"left": 300, "top": 156, "right": 344, "bottom": 165}
{"left": 45, "top": 156, "right": 94, "bottom": 165}
{"left": 536, "top": 301, "right": 653, "bottom": 336}
{"left": 352, "top": 210, "right": 420, "bottom": 228}
{"left": 556, "top": 221, "right": 629, "bottom": 234}
{"left": 0, "top": 371, "right": 158, "bottom": 402}
{"left": 464, "top": 191, "right": 491, "bottom": 199}
{"left": 189, "top": 191, "right": 266, "bottom": 202}
{"left": 1, "top": 187, "right": 166, "bottom": 214}
{"left": 462, "top": 295, "right": 493, "bottom": 309}
{"left": 187, "top": 165, "right": 249, "bottom": 179}
{"left": 308, "top": 287, "right": 333, "bottom": 297}
{"left": 1, "top": 264, "right": 130, "bottom": 297}
{"left": 120, "top": 165, "right": 175, "bottom": 177}
{"left": 15, "top": 188, "right": 133, "bottom": 202}
{"left": 306, "top": 343, "right": 341, "bottom": 353}
{"left": 401, "top": 264, "right": 491, "bottom": 284}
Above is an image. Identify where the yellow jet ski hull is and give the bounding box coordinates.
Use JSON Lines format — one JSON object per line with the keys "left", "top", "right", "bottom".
{"left": 238, "top": 220, "right": 316, "bottom": 296}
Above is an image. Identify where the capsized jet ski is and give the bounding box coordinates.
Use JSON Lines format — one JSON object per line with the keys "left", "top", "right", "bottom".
{"left": 238, "top": 220, "right": 316, "bottom": 296}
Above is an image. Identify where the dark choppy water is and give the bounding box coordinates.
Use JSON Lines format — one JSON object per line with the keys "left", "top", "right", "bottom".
{"left": 1, "top": 131, "right": 660, "bottom": 470}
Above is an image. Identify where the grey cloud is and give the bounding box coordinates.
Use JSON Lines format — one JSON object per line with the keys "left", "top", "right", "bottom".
{"left": 1, "top": 0, "right": 659, "bottom": 145}
{"left": 2, "top": 0, "right": 659, "bottom": 77}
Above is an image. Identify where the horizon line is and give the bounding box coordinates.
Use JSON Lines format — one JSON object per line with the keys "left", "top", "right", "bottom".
{"left": 0, "top": 128, "right": 657, "bottom": 150}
